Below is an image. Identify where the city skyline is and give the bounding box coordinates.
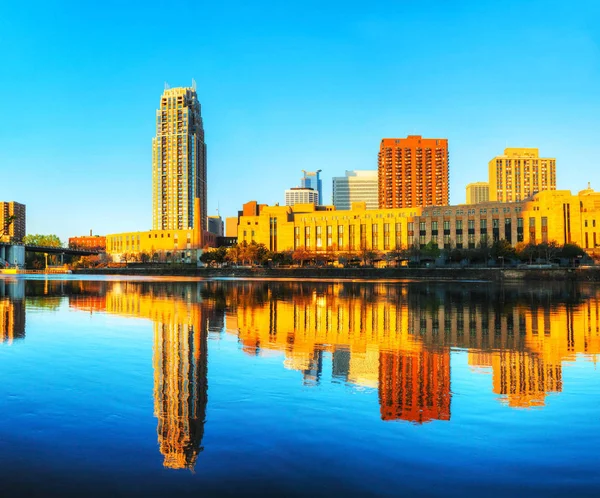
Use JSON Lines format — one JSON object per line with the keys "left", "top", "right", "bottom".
{"left": 1, "top": 1, "right": 599, "bottom": 242}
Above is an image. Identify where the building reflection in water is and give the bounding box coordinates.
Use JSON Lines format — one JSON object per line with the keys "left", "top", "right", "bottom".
{"left": 225, "top": 281, "right": 600, "bottom": 418}
{"left": 4, "top": 278, "right": 599, "bottom": 468}
{"left": 68, "top": 281, "right": 210, "bottom": 471}
{"left": 0, "top": 279, "right": 25, "bottom": 344}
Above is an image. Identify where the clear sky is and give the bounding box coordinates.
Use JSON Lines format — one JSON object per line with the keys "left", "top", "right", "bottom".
{"left": 1, "top": 0, "right": 598, "bottom": 242}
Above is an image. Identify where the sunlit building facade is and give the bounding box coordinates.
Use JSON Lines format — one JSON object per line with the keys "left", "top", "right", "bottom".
{"left": 466, "top": 182, "right": 489, "bottom": 205}
{"left": 0, "top": 201, "right": 26, "bottom": 243}
{"left": 152, "top": 84, "right": 207, "bottom": 233}
{"left": 68, "top": 233, "right": 106, "bottom": 251}
{"left": 378, "top": 135, "right": 449, "bottom": 209}
{"left": 237, "top": 187, "right": 600, "bottom": 257}
{"left": 333, "top": 170, "right": 378, "bottom": 210}
{"left": 285, "top": 187, "right": 319, "bottom": 206}
{"left": 488, "top": 148, "right": 556, "bottom": 202}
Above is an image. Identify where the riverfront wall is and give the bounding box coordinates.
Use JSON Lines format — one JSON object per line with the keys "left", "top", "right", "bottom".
{"left": 74, "top": 266, "right": 600, "bottom": 282}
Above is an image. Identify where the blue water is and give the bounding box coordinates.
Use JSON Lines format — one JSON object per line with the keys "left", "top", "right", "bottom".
{"left": 0, "top": 277, "right": 599, "bottom": 497}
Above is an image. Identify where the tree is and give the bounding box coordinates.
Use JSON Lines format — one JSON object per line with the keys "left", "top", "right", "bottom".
{"left": 23, "top": 234, "right": 63, "bottom": 248}
{"left": 226, "top": 245, "right": 241, "bottom": 265}
{"left": 421, "top": 241, "right": 441, "bottom": 260}
{"left": 560, "top": 243, "right": 586, "bottom": 265}
{"left": 292, "top": 248, "right": 312, "bottom": 267}
{"left": 490, "top": 239, "right": 517, "bottom": 262}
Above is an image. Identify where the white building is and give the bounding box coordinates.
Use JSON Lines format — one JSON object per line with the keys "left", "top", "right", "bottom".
{"left": 285, "top": 187, "right": 319, "bottom": 206}
{"left": 332, "top": 170, "right": 378, "bottom": 210}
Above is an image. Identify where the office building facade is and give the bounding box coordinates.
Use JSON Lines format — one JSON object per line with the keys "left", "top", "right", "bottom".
{"left": 333, "top": 170, "right": 378, "bottom": 210}
{"left": 207, "top": 215, "right": 224, "bottom": 237}
{"left": 285, "top": 187, "right": 319, "bottom": 206}
{"left": 152, "top": 84, "right": 207, "bottom": 233}
{"left": 488, "top": 148, "right": 556, "bottom": 202}
{"left": 466, "top": 182, "right": 489, "bottom": 205}
{"left": 301, "top": 170, "right": 322, "bottom": 205}
{"left": 378, "top": 135, "right": 449, "bottom": 209}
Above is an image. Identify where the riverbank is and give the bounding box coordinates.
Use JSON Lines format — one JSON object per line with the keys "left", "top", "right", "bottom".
{"left": 73, "top": 266, "right": 600, "bottom": 282}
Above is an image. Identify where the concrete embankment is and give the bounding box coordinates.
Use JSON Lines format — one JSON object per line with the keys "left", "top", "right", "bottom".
{"left": 73, "top": 266, "right": 600, "bottom": 282}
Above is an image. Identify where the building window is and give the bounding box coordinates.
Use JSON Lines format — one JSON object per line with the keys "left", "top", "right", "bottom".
{"left": 305, "top": 226, "right": 311, "bottom": 248}
{"left": 372, "top": 224, "right": 378, "bottom": 249}
{"left": 316, "top": 226, "right": 322, "bottom": 248}
{"left": 338, "top": 225, "right": 344, "bottom": 249}
{"left": 360, "top": 224, "right": 367, "bottom": 249}
{"left": 395, "top": 223, "right": 402, "bottom": 249}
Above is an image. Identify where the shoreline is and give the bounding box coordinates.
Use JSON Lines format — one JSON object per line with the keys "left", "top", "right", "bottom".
{"left": 72, "top": 266, "right": 600, "bottom": 282}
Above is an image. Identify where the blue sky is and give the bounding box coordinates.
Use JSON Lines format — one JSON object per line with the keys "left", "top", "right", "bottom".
{"left": 0, "top": 0, "right": 598, "bottom": 241}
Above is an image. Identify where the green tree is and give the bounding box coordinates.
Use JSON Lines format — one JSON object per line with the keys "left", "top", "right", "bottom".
{"left": 490, "top": 239, "right": 517, "bottom": 262}
{"left": 23, "top": 234, "right": 63, "bottom": 248}
{"left": 560, "top": 243, "right": 586, "bottom": 265}
{"left": 421, "top": 241, "right": 441, "bottom": 260}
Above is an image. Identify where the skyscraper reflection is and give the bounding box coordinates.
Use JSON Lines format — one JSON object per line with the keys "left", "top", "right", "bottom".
{"left": 68, "top": 282, "right": 210, "bottom": 470}
{"left": 153, "top": 306, "right": 207, "bottom": 470}
{"left": 7, "top": 278, "right": 598, "bottom": 470}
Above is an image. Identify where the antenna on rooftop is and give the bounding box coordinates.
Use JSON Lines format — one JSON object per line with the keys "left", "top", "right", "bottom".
{"left": 192, "top": 78, "right": 197, "bottom": 91}
{"left": 164, "top": 82, "right": 170, "bottom": 90}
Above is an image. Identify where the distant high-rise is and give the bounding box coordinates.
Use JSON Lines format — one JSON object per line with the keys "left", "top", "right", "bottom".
{"left": 0, "top": 201, "right": 26, "bottom": 243}
{"left": 466, "top": 182, "right": 489, "bottom": 205}
{"left": 285, "top": 187, "right": 318, "bottom": 206}
{"left": 378, "top": 135, "right": 449, "bottom": 209}
{"left": 301, "top": 170, "right": 322, "bottom": 205}
{"left": 332, "top": 170, "right": 378, "bottom": 210}
{"left": 488, "top": 148, "right": 556, "bottom": 202}
{"left": 207, "top": 215, "right": 224, "bottom": 237}
{"left": 152, "top": 84, "right": 207, "bottom": 232}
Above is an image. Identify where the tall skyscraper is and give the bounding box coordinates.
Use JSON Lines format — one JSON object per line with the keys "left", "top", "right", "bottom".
{"left": 488, "top": 148, "right": 556, "bottom": 202}
{"left": 378, "top": 135, "right": 449, "bottom": 209}
{"left": 465, "top": 182, "right": 489, "bottom": 205}
{"left": 301, "top": 170, "right": 322, "bottom": 205}
{"left": 152, "top": 83, "right": 207, "bottom": 232}
{"left": 332, "top": 170, "right": 378, "bottom": 210}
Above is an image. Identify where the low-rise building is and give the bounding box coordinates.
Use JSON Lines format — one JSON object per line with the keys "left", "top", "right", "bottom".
{"left": 105, "top": 228, "right": 206, "bottom": 263}
{"left": 236, "top": 187, "right": 600, "bottom": 257}
{"left": 69, "top": 232, "right": 106, "bottom": 251}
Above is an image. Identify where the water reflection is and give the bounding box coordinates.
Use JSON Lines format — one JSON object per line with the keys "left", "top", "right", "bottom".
{"left": 0, "top": 279, "right": 25, "bottom": 344}
{"left": 2, "top": 278, "right": 600, "bottom": 470}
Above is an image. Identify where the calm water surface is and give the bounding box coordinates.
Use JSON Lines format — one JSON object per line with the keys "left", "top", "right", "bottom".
{"left": 0, "top": 276, "right": 599, "bottom": 497}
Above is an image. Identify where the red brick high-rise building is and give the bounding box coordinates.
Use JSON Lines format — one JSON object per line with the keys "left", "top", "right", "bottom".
{"left": 378, "top": 135, "right": 449, "bottom": 208}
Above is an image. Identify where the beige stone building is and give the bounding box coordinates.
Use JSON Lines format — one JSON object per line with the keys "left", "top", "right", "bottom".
{"left": 237, "top": 187, "right": 600, "bottom": 256}
{"left": 466, "top": 182, "right": 489, "bottom": 205}
{"left": 488, "top": 148, "right": 556, "bottom": 202}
